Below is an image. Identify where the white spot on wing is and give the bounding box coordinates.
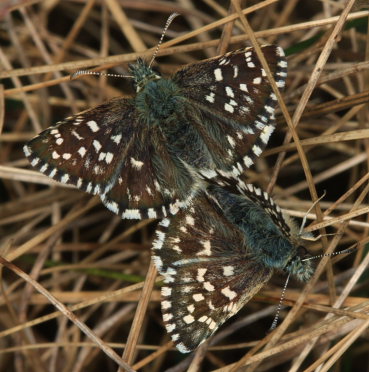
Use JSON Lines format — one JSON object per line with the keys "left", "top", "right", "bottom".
{"left": 60, "top": 174, "right": 69, "bottom": 184}
{"left": 208, "top": 319, "right": 217, "bottom": 330}
{"left": 111, "top": 134, "right": 122, "bottom": 144}
{"left": 105, "top": 152, "right": 114, "bottom": 164}
{"left": 162, "top": 286, "right": 172, "bottom": 297}
{"left": 147, "top": 208, "right": 157, "bottom": 219}
{"left": 221, "top": 286, "right": 237, "bottom": 300}
{"left": 146, "top": 186, "right": 153, "bottom": 195}
{"left": 159, "top": 218, "right": 170, "bottom": 227}
{"left": 196, "top": 268, "right": 207, "bottom": 282}
{"left": 162, "top": 300, "right": 171, "bottom": 309}
{"left": 105, "top": 201, "right": 119, "bottom": 214}
{"left": 205, "top": 92, "right": 215, "bottom": 103}
{"left": 130, "top": 157, "right": 144, "bottom": 170}
{"left": 176, "top": 342, "right": 190, "bottom": 353}
{"left": 193, "top": 293, "right": 204, "bottom": 302}
{"left": 23, "top": 145, "right": 31, "bottom": 157}
{"left": 225, "top": 86, "right": 234, "bottom": 97}
{"left": 165, "top": 323, "right": 176, "bottom": 332}
{"left": 278, "top": 60, "right": 288, "bottom": 68}
{"left": 252, "top": 145, "right": 262, "bottom": 156}
{"left": 199, "top": 169, "right": 217, "bottom": 178}
{"left": 265, "top": 105, "right": 274, "bottom": 114}
{"left": 214, "top": 68, "right": 223, "bottom": 81}
{"left": 233, "top": 65, "right": 239, "bottom": 78}
{"left": 154, "top": 180, "right": 161, "bottom": 191}
{"left": 223, "top": 266, "right": 234, "bottom": 276}
{"left": 183, "top": 314, "right": 195, "bottom": 324}
{"left": 163, "top": 313, "right": 173, "bottom": 322}
{"left": 187, "top": 304, "right": 195, "bottom": 313}
{"left": 122, "top": 209, "right": 141, "bottom": 219}
{"left": 185, "top": 215, "right": 195, "bottom": 226}
{"left": 172, "top": 334, "right": 179, "bottom": 341}
{"left": 224, "top": 103, "right": 234, "bottom": 113}
{"left": 153, "top": 230, "right": 166, "bottom": 250}
{"left": 240, "top": 83, "right": 248, "bottom": 92}
{"left": 93, "top": 140, "right": 102, "bottom": 152}
{"left": 78, "top": 147, "right": 86, "bottom": 157}
{"left": 197, "top": 240, "right": 211, "bottom": 256}
{"left": 71, "top": 130, "right": 83, "bottom": 140}
{"left": 204, "top": 281, "right": 215, "bottom": 291}
{"left": 87, "top": 120, "right": 100, "bottom": 132}
{"left": 227, "top": 135, "right": 236, "bottom": 148}
{"left": 49, "top": 168, "right": 57, "bottom": 178}
{"left": 260, "top": 125, "right": 274, "bottom": 144}
{"left": 243, "top": 156, "right": 253, "bottom": 167}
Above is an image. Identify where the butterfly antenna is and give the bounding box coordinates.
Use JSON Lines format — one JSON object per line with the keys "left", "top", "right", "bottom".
{"left": 299, "top": 191, "right": 326, "bottom": 236}
{"left": 302, "top": 244, "right": 357, "bottom": 262}
{"left": 71, "top": 13, "right": 179, "bottom": 80}
{"left": 270, "top": 273, "right": 290, "bottom": 331}
{"left": 149, "top": 12, "right": 180, "bottom": 68}
{"left": 70, "top": 69, "right": 132, "bottom": 80}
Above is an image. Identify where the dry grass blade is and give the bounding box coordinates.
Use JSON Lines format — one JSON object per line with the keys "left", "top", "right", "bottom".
{"left": 121, "top": 260, "right": 157, "bottom": 366}
{"left": 0, "top": 255, "right": 135, "bottom": 372}
{"left": 2, "top": 1, "right": 369, "bottom": 371}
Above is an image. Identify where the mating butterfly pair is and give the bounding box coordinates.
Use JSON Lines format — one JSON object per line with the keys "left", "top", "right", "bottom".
{"left": 24, "top": 44, "right": 311, "bottom": 353}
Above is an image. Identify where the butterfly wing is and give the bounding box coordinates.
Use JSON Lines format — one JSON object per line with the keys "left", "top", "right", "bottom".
{"left": 173, "top": 45, "right": 286, "bottom": 177}
{"left": 24, "top": 97, "right": 194, "bottom": 219}
{"left": 210, "top": 172, "right": 294, "bottom": 238}
{"left": 100, "top": 129, "right": 195, "bottom": 219}
{"left": 25, "top": 45, "right": 286, "bottom": 219}
{"left": 152, "top": 191, "right": 273, "bottom": 353}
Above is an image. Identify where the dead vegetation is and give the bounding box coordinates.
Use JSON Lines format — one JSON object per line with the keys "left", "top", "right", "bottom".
{"left": 1, "top": 0, "right": 369, "bottom": 371}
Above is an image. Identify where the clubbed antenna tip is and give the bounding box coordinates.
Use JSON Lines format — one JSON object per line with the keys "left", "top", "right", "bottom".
{"left": 149, "top": 13, "right": 180, "bottom": 68}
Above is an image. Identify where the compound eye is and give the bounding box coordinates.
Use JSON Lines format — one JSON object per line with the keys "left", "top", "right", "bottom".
{"left": 297, "top": 245, "right": 310, "bottom": 258}
{"left": 151, "top": 66, "right": 161, "bottom": 75}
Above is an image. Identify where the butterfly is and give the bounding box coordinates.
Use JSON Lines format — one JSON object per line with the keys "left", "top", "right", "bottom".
{"left": 24, "top": 45, "right": 287, "bottom": 219}
{"left": 151, "top": 174, "right": 314, "bottom": 353}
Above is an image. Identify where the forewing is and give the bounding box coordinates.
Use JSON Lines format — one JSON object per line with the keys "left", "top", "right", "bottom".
{"left": 173, "top": 45, "right": 286, "bottom": 177}
{"left": 211, "top": 172, "right": 293, "bottom": 238}
{"left": 101, "top": 131, "right": 195, "bottom": 219}
{"left": 24, "top": 97, "right": 193, "bottom": 219}
{"left": 152, "top": 192, "right": 273, "bottom": 353}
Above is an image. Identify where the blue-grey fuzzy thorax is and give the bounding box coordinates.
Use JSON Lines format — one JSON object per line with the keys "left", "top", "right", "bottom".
{"left": 129, "top": 59, "right": 184, "bottom": 125}
{"left": 135, "top": 78, "right": 183, "bottom": 124}
{"left": 209, "top": 185, "right": 313, "bottom": 281}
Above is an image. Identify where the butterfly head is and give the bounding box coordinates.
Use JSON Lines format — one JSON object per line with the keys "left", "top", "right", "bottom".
{"left": 279, "top": 213, "right": 314, "bottom": 281}
{"left": 129, "top": 58, "right": 161, "bottom": 93}
{"left": 284, "top": 245, "right": 314, "bottom": 282}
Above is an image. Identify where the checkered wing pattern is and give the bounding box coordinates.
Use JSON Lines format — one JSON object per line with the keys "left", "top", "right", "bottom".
{"left": 152, "top": 192, "right": 273, "bottom": 353}
{"left": 174, "top": 45, "right": 286, "bottom": 178}
{"left": 209, "top": 172, "right": 294, "bottom": 238}
{"left": 24, "top": 98, "right": 192, "bottom": 219}
{"left": 24, "top": 45, "right": 286, "bottom": 219}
